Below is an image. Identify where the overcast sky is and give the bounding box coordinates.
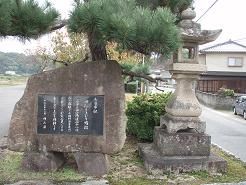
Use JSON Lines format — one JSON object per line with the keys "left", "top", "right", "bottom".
{"left": 0, "top": 0, "right": 245, "bottom": 53}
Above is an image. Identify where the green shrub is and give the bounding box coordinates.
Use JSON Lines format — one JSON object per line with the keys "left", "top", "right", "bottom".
{"left": 126, "top": 93, "right": 172, "bottom": 141}
{"left": 218, "top": 88, "right": 234, "bottom": 97}
{"left": 120, "top": 62, "right": 135, "bottom": 72}
{"left": 125, "top": 82, "right": 137, "bottom": 93}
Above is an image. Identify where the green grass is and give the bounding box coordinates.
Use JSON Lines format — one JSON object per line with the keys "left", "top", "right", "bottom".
{"left": 0, "top": 139, "right": 246, "bottom": 185}
{"left": 0, "top": 151, "right": 85, "bottom": 184}
{"left": 108, "top": 140, "right": 246, "bottom": 185}
{"left": 186, "top": 146, "right": 246, "bottom": 185}
{"left": 108, "top": 178, "right": 165, "bottom": 185}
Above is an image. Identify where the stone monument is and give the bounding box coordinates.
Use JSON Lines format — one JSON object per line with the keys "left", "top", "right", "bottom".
{"left": 8, "top": 60, "right": 126, "bottom": 176}
{"left": 139, "top": 8, "right": 227, "bottom": 173}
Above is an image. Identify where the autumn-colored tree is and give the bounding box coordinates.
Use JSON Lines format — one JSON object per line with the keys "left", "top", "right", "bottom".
{"left": 106, "top": 42, "right": 142, "bottom": 64}
{"left": 29, "top": 30, "right": 90, "bottom": 70}
{"left": 26, "top": 47, "right": 55, "bottom": 72}
{"left": 51, "top": 31, "right": 90, "bottom": 64}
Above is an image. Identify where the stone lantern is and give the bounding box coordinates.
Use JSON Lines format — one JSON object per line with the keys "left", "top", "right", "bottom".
{"left": 139, "top": 8, "right": 227, "bottom": 174}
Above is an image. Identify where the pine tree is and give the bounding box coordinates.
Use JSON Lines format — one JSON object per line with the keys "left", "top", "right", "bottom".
{"left": 0, "top": 0, "right": 59, "bottom": 39}
{"left": 68, "top": 0, "right": 193, "bottom": 61}
{"left": 0, "top": 0, "right": 193, "bottom": 62}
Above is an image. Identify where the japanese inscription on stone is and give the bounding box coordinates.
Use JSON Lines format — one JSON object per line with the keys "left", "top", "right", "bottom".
{"left": 37, "top": 94, "right": 104, "bottom": 135}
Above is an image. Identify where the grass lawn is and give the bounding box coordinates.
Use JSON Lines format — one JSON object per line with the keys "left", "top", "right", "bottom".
{"left": 0, "top": 75, "right": 28, "bottom": 87}
{"left": 0, "top": 137, "right": 246, "bottom": 185}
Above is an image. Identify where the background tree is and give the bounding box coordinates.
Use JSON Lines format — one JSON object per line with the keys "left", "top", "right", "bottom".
{"left": 29, "top": 30, "right": 90, "bottom": 70}
{"left": 0, "top": 0, "right": 60, "bottom": 39}
{"left": 68, "top": 0, "right": 193, "bottom": 61}
{"left": 25, "top": 47, "right": 55, "bottom": 73}
{"left": 106, "top": 42, "right": 142, "bottom": 64}
{"left": 51, "top": 31, "right": 90, "bottom": 64}
{"left": 0, "top": 51, "right": 42, "bottom": 74}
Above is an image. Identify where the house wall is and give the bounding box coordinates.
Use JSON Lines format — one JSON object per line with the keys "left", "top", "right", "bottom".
{"left": 202, "top": 52, "right": 246, "bottom": 72}
{"left": 196, "top": 91, "right": 237, "bottom": 110}
{"left": 199, "top": 54, "right": 206, "bottom": 65}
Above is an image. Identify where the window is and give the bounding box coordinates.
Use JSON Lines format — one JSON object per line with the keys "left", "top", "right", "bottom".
{"left": 228, "top": 57, "right": 243, "bottom": 67}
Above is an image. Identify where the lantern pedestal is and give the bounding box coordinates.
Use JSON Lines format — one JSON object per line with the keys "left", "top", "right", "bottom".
{"left": 138, "top": 71, "right": 227, "bottom": 173}
{"left": 139, "top": 7, "right": 227, "bottom": 174}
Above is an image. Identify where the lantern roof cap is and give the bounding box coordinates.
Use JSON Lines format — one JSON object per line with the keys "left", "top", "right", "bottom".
{"left": 179, "top": 8, "right": 222, "bottom": 45}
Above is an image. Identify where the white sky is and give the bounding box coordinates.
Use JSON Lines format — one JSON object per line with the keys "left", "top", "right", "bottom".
{"left": 0, "top": 0, "right": 246, "bottom": 53}
{"left": 194, "top": 0, "right": 246, "bottom": 48}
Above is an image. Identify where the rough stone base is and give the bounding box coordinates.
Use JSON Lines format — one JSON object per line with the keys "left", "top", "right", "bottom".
{"left": 21, "top": 151, "right": 65, "bottom": 171}
{"left": 138, "top": 143, "right": 227, "bottom": 174}
{"left": 160, "top": 114, "right": 206, "bottom": 133}
{"left": 74, "top": 152, "right": 109, "bottom": 176}
{"left": 154, "top": 127, "right": 211, "bottom": 156}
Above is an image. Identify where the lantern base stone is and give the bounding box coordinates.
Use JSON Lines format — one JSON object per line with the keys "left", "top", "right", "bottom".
{"left": 138, "top": 143, "right": 227, "bottom": 174}
{"left": 153, "top": 127, "right": 211, "bottom": 156}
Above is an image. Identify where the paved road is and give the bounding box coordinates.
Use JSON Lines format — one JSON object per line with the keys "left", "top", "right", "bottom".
{"left": 0, "top": 85, "right": 25, "bottom": 138}
{"left": 201, "top": 106, "right": 246, "bottom": 162}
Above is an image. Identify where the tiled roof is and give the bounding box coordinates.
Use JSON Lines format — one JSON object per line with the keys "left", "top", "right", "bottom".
{"left": 200, "top": 40, "right": 246, "bottom": 53}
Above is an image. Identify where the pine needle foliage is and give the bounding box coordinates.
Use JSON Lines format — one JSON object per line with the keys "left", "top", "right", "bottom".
{"left": 68, "top": 0, "right": 185, "bottom": 57}
{"left": 159, "top": 0, "right": 193, "bottom": 14}
{"left": 0, "top": 0, "right": 59, "bottom": 39}
{"left": 137, "top": 0, "right": 192, "bottom": 14}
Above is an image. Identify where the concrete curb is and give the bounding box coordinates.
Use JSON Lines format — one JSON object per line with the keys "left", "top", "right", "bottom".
{"left": 212, "top": 142, "right": 246, "bottom": 164}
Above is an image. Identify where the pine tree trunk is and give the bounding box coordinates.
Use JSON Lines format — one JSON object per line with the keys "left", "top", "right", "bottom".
{"left": 88, "top": 33, "right": 108, "bottom": 61}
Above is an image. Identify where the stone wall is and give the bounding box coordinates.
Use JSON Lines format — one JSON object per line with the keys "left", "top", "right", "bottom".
{"left": 196, "top": 91, "right": 236, "bottom": 110}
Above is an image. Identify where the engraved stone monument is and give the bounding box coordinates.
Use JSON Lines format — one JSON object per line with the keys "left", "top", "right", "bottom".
{"left": 139, "top": 8, "right": 227, "bottom": 173}
{"left": 8, "top": 60, "right": 126, "bottom": 175}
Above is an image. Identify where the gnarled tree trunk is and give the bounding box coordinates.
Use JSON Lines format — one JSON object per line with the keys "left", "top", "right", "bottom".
{"left": 88, "top": 35, "right": 107, "bottom": 61}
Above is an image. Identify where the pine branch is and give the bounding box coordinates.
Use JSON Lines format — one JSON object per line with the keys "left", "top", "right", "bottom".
{"left": 52, "top": 58, "right": 70, "bottom": 66}
{"left": 130, "top": 44, "right": 149, "bottom": 55}
{"left": 4, "top": 19, "right": 68, "bottom": 38}
{"left": 44, "top": 53, "right": 89, "bottom": 66}
{"left": 16, "top": 0, "right": 21, "bottom": 8}
{"left": 49, "top": 20, "right": 68, "bottom": 32}
{"left": 154, "top": 83, "right": 165, "bottom": 92}
{"left": 121, "top": 68, "right": 165, "bottom": 83}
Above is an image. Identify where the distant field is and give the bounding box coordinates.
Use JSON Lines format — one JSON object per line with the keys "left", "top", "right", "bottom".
{"left": 0, "top": 75, "right": 28, "bottom": 87}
